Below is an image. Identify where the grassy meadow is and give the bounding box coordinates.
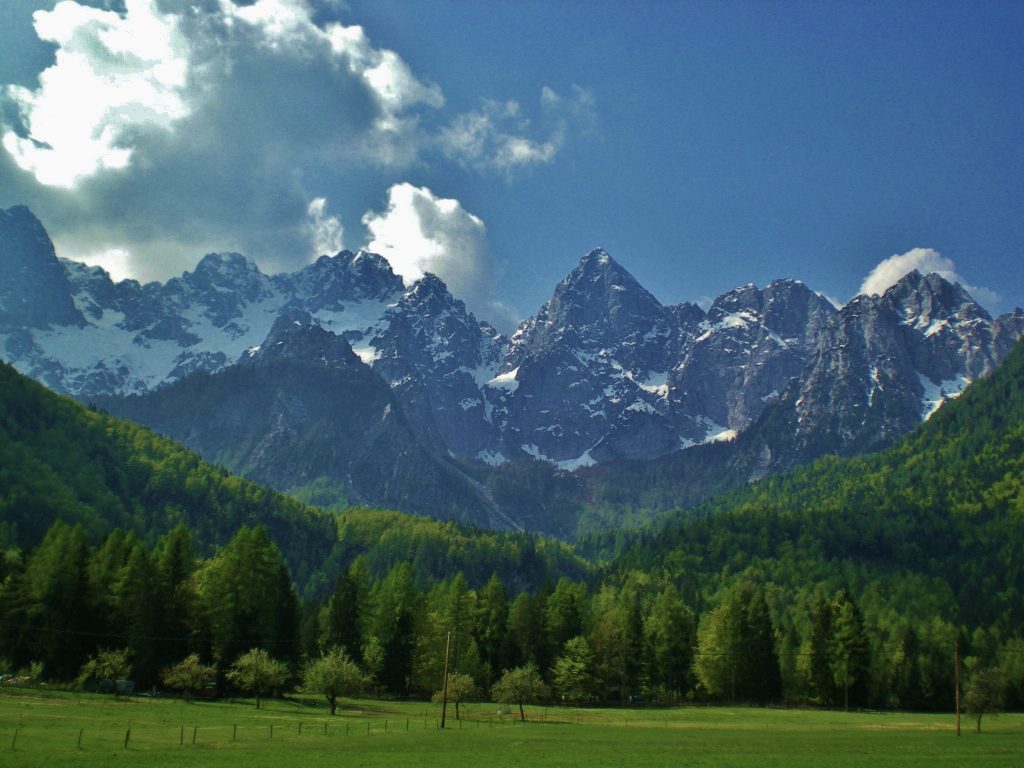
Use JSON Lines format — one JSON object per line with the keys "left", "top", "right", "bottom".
{"left": 1, "top": 687, "right": 1020, "bottom": 768}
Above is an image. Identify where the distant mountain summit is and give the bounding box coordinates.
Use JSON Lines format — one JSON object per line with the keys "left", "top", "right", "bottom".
{"left": 102, "top": 312, "right": 506, "bottom": 527}
{"left": 0, "top": 206, "right": 84, "bottom": 330}
{"left": 3, "top": 205, "right": 1023, "bottom": 532}
{"left": 719, "top": 268, "right": 1024, "bottom": 482}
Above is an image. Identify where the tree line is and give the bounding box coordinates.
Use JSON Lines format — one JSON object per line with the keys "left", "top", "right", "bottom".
{"left": 1, "top": 519, "right": 1020, "bottom": 717}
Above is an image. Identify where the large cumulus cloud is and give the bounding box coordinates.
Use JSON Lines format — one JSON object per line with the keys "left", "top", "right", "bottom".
{"left": 362, "top": 182, "right": 515, "bottom": 327}
{"left": 0, "top": 0, "right": 591, "bottom": 296}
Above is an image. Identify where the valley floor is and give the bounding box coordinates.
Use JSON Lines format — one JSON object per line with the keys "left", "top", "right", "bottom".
{"left": 1, "top": 687, "right": 1019, "bottom": 767}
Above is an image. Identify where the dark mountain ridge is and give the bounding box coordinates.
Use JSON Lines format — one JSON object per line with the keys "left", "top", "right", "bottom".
{"left": 3, "top": 205, "right": 1023, "bottom": 535}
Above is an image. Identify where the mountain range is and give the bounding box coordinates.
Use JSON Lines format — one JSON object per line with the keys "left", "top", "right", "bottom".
{"left": 3, "top": 204, "right": 1022, "bottom": 534}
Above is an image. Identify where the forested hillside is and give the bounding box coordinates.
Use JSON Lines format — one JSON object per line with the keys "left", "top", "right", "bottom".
{"left": 605, "top": 337, "right": 1024, "bottom": 629}
{"left": 579, "top": 339, "right": 1024, "bottom": 707}
{"left": 0, "top": 361, "right": 587, "bottom": 596}
{"left": 2, "top": 345, "right": 1023, "bottom": 711}
{"left": 0, "top": 361, "right": 336, "bottom": 584}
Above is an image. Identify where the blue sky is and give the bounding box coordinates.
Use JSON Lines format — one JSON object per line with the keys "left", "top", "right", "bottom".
{"left": 1, "top": 0, "right": 1021, "bottom": 328}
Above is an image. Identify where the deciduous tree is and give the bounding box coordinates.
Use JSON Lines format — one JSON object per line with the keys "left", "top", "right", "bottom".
{"left": 552, "top": 635, "right": 596, "bottom": 707}
{"left": 965, "top": 667, "right": 1005, "bottom": 733}
{"left": 303, "top": 646, "right": 368, "bottom": 715}
{"left": 432, "top": 672, "right": 480, "bottom": 720}
{"left": 492, "top": 663, "right": 549, "bottom": 721}
{"left": 161, "top": 654, "right": 216, "bottom": 701}
{"left": 226, "top": 648, "right": 289, "bottom": 709}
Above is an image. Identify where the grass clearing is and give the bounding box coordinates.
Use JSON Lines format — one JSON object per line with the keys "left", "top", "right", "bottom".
{"left": 1, "top": 687, "right": 1020, "bottom": 767}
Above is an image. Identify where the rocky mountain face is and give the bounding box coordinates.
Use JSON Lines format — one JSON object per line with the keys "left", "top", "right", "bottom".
{"left": 3, "top": 205, "right": 1023, "bottom": 533}
{"left": 492, "top": 249, "right": 838, "bottom": 466}
{"left": 0, "top": 207, "right": 85, "bottom": 332}
{"left": 101, "top": 311, "right": 507, "bottom": 528}
{"left": 497, "top": 249, "right": 685, "bottom": 465}
{"left": 369, "top": 274, "right": 506, "bottom": 458}
{"left": 730, "top": 270, "right": 1024, "bottom": 477}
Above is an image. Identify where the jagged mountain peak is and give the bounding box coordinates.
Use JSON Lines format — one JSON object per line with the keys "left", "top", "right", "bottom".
{"left": 0, "top": 205, "right": 85, "bottom": 329}
{"left": 5, "top": 205, "right": 1022, "bottom": 494}
{"left": 704, "top": 278, "right": 834, "bottom": 332}
{"left": 243, "top": 308, "right": 360, "bottom": 368}
{"left": 882, "top": 269, "right": 990, "bottom": 324}
{"left": 576, "top": 246, "right": 614, "bottom": 268}
{"left": 350, "top": 249, "right": 397, "bottom": 275}
{"left": 179, "top": 251, "right": 271, "bottom": 298}
{"left": 287, "top": 249, "right": 403, "bottom": 311}
{"left": 407, "top": 271, "right": 450, "bottom": 297}
{"left": 191, "top": 251, "right": 264, "bottom": 282}
{"left": 706, "top": 282, "right": 763, "bottom": 320}
{"left": 515, "top": 248, "right": 667, "bottom": 350}
{"left": 667, "top": 301, "right": 707, "bottom": 328}
{"left": 562, "top": 247, "right": 651, "bottom": 296}
{"left": 308, "top": 249, "right": 399, "bottom": 282}
{"left": 1, "top": 204, "right": 45, "bottom": 229}
{"left": 398, "top": 273, "right": 472, "bottom": 319}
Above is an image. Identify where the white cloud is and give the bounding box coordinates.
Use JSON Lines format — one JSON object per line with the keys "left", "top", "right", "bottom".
{"left": 362, "top": 183, "right": 501, "bottom": 317}
{"left": 218, "top": 0, "right": 314, "bottom": 46}
{"left": 439, "top": 85, "right": 594, "bottom": 174}
{"left": 2, "top": 0, "right": 191, "bottom": 187}
{"left": 328, "top": 24, "right": 444, "bottom": 114}
{"left": 66, "top": 246, "right": 134, "bottom": 283}
{"left": 858, "top": 247, "right": 1000, "bottom": 308}
{"left": 307, "top": 197, "right": 344, "bottom": 256}
{"left": 0, "top": 0, "right": 594, "bottom": 291}
{"left": 3, "top": 0, "right": 446, "bottom": 193}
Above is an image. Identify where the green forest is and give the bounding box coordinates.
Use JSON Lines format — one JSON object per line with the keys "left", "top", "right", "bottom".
{"left": 2, "top": 338, "right": 1024, "bottom": 712}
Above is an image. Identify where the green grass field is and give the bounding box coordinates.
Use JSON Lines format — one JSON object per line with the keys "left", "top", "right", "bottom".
{"left": 1, "top": 687, "right": 1019, "bottom": 767}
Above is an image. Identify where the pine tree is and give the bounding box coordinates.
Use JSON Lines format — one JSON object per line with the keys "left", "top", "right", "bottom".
{"left": 26, "top": 522, "right": 95, "bottom": 680}
{"left": 831, "top": 591, "right": 870, "bottom": 710}
{"left": 808, "top": 597, "right": 836, "bottom": 705}
{"left": 743, "top": 586, "right": 781, "bottom": 703}
{"left": 325, "top": 559, "right": 368, "bottom": 663}
{"left": 119, "top": 543, "right": 162, "bottom": 687}
{"left": 368, "top": 562, "right": 418, "bottom": 695}
{"left": 473, "top": 573, "right": 510, "bottom": 685}
{"left": 643, "top": 585, "right": 695, "bottom": 700}
{"left": 197, "top": 526, "right": 290, "bottom": 668}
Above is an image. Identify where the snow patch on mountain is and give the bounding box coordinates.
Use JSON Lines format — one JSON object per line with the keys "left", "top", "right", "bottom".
{"left": 487, "top": 367, "right": 520, "bottom": 392}
{"left": 919, "top": 372, "right": 971, "bottom": 420}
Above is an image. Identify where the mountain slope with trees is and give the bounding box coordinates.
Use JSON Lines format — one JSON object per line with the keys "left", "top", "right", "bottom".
{"left": 0, "top": 361, "right": 588, "bottom": 597}
{"left": 2, "top": 345, "right": 1024, "bottom": 710}
{"left": 606, "top": 337, "right": 1024, "bottom": 630}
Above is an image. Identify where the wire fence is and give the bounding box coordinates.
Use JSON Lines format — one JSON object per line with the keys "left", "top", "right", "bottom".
{"left": 1, "top": 708, "right": 586, "bottom": 754}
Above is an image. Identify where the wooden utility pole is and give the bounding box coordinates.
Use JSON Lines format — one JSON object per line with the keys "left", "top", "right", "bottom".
{"left": 954, "top": 641, "right": 961, "bottom": 736}
{"left": 440, "top": 632, "right": 451, "bottom": 730}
